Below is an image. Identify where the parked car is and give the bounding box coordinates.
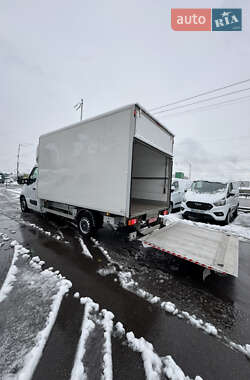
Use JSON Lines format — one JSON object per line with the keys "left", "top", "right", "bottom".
{"left": 181, "top": 180, "right": 239, "bottom": 224}
{"left": 0, "top": 173, "right": 5, "bottom": 184}
{"left": 170, "top": 178, "right": 192, "bottom": 212}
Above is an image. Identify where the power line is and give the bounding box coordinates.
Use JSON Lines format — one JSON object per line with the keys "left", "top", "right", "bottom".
{"left": 157, "top": 94, "right": 250, "bottom": 119}
{"left": 150, "top": 78, "right": 250, "bottom": 113}
{"left": 152, "top": 86, "right": 250, "bottom": 115}
{"left": 176, "top": 135, "right": 250, "bottom": 145}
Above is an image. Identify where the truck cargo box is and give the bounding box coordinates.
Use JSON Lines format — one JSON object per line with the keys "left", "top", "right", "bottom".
{"left": 38, "top": 104, "right": 174, "bottom": 220}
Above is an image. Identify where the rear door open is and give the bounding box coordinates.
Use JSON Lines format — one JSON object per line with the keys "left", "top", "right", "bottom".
{"left": 130, "top": 139, "right": 172, "bottom": 220}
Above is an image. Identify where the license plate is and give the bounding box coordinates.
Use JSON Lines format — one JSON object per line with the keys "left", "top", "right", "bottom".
{"left": 190, "top": 209, "right": 205, "bottom": 214}
{"left": 148, "top": 217, "right": 157, "bottom": 224}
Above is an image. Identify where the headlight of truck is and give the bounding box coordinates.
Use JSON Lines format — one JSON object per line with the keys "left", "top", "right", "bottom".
{"left": 214, "top": 198, "right": 226, "bottom": 206}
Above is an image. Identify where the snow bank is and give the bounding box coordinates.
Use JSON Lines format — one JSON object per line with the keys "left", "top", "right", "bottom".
{"left": 118, "top": 269, "right": 218, "bottom": 339}
{"left": 102, "top": 310, "right": 114, "bottom": 380}
{"left": 230, "top": 342, "right": 250, "bottom": 360}
{"left": 21, "top": 221, "right": 69, "bottom": 243}
{"left": 70, "top": 298, "right": 99, "bottom": 380}
{"left": 79, "top": 237, "right": 93, "bottom": 259}
{"left": 113, "top": 322, "right": 125, "bottom": 338}
{"left": 162, "top": 356, "right": 203, "bottom": 380}
{"left": 91, "top": 237, "right": 113, "bottom": 262}
{"left": 15, "top": 279, "right": 72, "bottom": 380}
{"left": 98, "top": 266, "right": 117, "bottom": 277}
{"left": 126, "top": 331, "right": 162, "bottom": 380}
{"left": 0, "top": 243, "right": 19, "bottom": 303}
{"left": 0, "top": 238, "right": 72, "bottom": 379}
{"left": 234, "top": 213, "right": 250, "bottom": 228}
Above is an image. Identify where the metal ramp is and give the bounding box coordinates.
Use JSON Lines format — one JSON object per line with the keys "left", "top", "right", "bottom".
{"left": 140, "top": 221, "right": 239, "bottom": 277}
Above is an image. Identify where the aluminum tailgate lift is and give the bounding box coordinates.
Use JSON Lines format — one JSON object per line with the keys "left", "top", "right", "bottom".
{"left": 140, "top": 220, "right": 239, "bottom": 277}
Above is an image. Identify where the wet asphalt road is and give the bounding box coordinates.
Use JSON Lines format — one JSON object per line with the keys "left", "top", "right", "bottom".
{"left": 0, "top": 185, "right": 250, "bottom": 379}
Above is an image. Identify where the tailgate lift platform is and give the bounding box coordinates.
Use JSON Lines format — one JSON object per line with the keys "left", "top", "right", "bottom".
{"left": 140, "top": 221, "right": 239, "bottom": 277}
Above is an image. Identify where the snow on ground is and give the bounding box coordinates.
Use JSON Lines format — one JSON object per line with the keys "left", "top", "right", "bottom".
{"left": 0, "top": 240, "right": 28, "bottom": 302}
{"left": 0, "top": 236, "right": 72, "bottom": 379}
{"left": 165, "top": 212, "right": 250, "bottom": 241}
{"left": 70, "top": 298, "right": 99, "bottom": 380}
{"left": 79, "top": 237, "right": 93, "bottom": 259}
{"left": 102, "top": 310, "right": 114, "bottom": 380}
{"left": 21, "top": 220, "right": 69, "bottom": 242}
{"left": 4, "top": 187, "right": 22, "bottom": 195}
{"left": 118, "top": 271, "right": 218, "bottom": 336}
{"left": 71, "top": 293, "right": 203, "bottom": 380}
{"left": 93, "top": 240, "right": 250, "bottom": 361}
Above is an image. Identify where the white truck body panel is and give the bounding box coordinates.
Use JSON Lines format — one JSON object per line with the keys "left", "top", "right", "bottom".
{"left": 37, "top": 104, "right": 174, "bottom": 219}
{"left": 135, "top": 110, "right": 173, "bottom": 156}
{"left": 140, "top": 220, "right": 239, "bottom": 277}
{"left": 38, "top": 106, "right": 134, "bottom": 217}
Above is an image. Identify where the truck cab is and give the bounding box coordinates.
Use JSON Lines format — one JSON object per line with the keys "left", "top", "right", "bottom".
{"left": 20, "top": 166, "right": 40, "bottom": 212}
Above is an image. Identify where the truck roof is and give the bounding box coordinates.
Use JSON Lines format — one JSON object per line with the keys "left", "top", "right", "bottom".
{"left": 39, "top": 103, "right": 174, "bottom": 139}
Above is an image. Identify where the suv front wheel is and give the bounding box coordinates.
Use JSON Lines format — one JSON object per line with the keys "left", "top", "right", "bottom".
{"left": 224, "top": 209, "right": 232, "bottom": 225}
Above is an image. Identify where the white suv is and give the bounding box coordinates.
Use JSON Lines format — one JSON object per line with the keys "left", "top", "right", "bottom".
{"left": 181, "top": 180, "right": 239, "bottom": 224}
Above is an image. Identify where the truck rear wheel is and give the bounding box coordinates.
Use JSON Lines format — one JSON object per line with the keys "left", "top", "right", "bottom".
{"left": 77, "top": 210, "right": 96, "bottom": 238}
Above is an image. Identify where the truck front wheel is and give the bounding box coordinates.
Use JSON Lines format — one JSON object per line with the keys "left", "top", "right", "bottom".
{"left": 77, "top": 210, "right": 96, "bottom": 238}
{"left": 20, "top": 196, "right": 29, "bottom": 213}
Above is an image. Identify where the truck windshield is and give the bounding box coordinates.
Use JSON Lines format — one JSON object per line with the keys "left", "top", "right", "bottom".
{"left": 191, "top": 181, "right": 227, "bottom": 194}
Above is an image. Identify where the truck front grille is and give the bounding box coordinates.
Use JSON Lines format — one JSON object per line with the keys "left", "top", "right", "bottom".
{"left": 186, "top": 201, "right": 213, "bottom": 210}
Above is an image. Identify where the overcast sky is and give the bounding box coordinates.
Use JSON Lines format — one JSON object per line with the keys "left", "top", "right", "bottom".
{"left": 0, "top": 0, "right": 249, "bottom": 180}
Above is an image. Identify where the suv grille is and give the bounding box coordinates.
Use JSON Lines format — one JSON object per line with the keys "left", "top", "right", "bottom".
{"left": 186, "top": 201, "right": 213, "bottom": 210}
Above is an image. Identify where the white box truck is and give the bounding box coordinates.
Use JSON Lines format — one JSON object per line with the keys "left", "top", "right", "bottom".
{"left": 20, "top": 103, "right": 239, "bottom": 278}
{"left": 20, "top": 104, "right": 174, "bottom": 238}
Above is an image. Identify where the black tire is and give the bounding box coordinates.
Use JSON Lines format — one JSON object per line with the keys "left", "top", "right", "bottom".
{"left": 169, "top": 202, "right": 173, "bottom": 214}
{"left": 233, "top": 206, "right": 239, "bottom": 218}
{"left": 223, "top": 209, "right": 232, "bottom": 225}
{"left": 77, "top": 210, "right": 96, "bottom": 238}
{"left": 20, "top": 196, "right": 29, "bottom": 213}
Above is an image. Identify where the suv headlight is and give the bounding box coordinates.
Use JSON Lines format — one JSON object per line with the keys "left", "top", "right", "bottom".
{"left": 214, "top": 198, "right": 226, "bottom": 206}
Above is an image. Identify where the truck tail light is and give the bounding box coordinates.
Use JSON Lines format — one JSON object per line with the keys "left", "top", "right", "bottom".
{"left": 163, "top": 210, "right": 168, "bottom": 215}
{"left": 128, "top": 218, "right": 137, "bottom": 226}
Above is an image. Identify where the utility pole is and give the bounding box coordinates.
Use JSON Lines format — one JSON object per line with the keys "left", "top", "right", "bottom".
{"left": 188, "top": 162, "right": 192, "bottom": 179}
{"left": 17, "top": 144, "right": 21, "bottom": 179}
{"left": 16, "top": 143, "right": 32, "bottom": 180}
{"left": 74, "top": 99, "right": 84, "bottom": 121}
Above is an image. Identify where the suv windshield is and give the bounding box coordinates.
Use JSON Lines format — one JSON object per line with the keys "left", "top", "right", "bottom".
{"left": 191, "top": 181, "right": 227, "bottom": 194}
